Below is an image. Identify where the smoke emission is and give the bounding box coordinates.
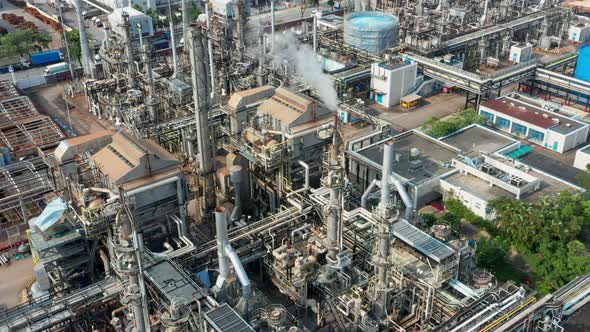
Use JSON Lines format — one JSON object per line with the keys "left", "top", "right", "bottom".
{"left": 271, "top": 32, "right": 339, "bottom": 111}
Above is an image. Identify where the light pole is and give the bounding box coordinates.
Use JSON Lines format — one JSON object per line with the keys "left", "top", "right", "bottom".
{"left": 57, "top": 1, "right": 75, "bottom": 80}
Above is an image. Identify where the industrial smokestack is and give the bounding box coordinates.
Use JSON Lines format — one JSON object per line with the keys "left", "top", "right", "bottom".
{"left": 188, "top": 24, "right": 216, "bottom": 213}
{"left": 74, "top": 0, "right": 94, "bottom": 78}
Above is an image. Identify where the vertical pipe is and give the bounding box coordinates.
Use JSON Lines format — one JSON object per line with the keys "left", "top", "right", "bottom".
{"left": 74, "top": 0, "right": 94, "bottom": 78}
{"left": 378, "top": 141, "right": 393, "bottom": 216}
{"left": 170, "top": 20, "right": 179, "bottom": 76}
{"left": 230, "top": 165, "right": 243, "bottom": 222}
{"left": 182, "top": 0, "right": 189, "bottom": 45}
{"left": 188, "top": 24, "right": 216, "bottom": 213}
{"left": 313, "top": 14, "right": 317, "bottom": 56}
{"left": 205, "top": 3, "right": 216, "bottom": 98}
{"left": 143, "top": 43, "right": 156, "bottom": 124}
{"left": 214, "top": 206, "right": 230, "bottom": 280}
{"left": 271, "top": 0, "right": 275, "bottom": 52}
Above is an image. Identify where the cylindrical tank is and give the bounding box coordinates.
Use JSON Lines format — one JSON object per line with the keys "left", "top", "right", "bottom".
{"left": 344, "top": 11, "right": 398, "bottom": 54}
{"left": 575, "top": 44, "right": 590, "bottom": 82}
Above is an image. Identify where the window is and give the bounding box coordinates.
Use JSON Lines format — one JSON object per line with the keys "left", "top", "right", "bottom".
{"left": 527, "top": 128, "right": 545, "bottom": 143}
{"left": 496, "top": 116, "right": 511, "bottom": 130}
{"left": 511, "top": 123, "right": 527, "bottom": 136}
{"left": 480, "top": 110, "right": 494, "bottom": 123}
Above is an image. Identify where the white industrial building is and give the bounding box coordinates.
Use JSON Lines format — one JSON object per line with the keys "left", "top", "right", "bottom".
{"left": 574, "top": 145, "right": 590, "bottom": 170}
{"left": 438, "top": 125, "right": 584, "bottom": 220}
{"left": 509, "top": 43, "right": 533, "bottom": 63}
{"left": 569, "top": 24, "right": 590, "bottom": 43}
{"left": 108, "top": 7, "right": 154, "bottom": 40}
{"left": 479, "top": 95, "right": 589, "bottom": 153}
{"left": 370, "top": 61, "right": 417, "bottom": 108}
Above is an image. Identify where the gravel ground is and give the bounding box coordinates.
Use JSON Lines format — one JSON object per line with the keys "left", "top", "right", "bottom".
{"left": 0, "top": 257, "right": 34, "bottom": 309}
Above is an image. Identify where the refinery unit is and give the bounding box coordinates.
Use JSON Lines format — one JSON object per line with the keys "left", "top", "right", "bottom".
{"left": 3, "top": 0, "right": 590, "bottom": 331}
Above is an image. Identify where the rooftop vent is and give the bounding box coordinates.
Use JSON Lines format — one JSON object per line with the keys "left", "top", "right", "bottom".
{"left": 519, "top": 106, "right": 527, "bottom": 110}
{"left": 552, "top": 117, "right": 560, "bottom": 124}
{"left": 542, "top": 114, "right": 549, "bottom": 118}
{"left": 566, "top": 123, "right": 572, "bottom": 127}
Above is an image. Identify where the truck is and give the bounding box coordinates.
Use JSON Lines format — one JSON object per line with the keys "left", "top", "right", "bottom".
{"left": 31, "top": 50, "right": 63, "bottom": 66}
{"left": 82, "top": 8, "right": 101, "bottom": 19}
{"left": 44, "top": 62, "right": 69, "bottom": 75}
{"left": 0, "top": 55, "right": 31, "bottom": 73}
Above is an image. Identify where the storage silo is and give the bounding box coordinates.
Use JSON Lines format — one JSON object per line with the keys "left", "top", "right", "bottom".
{"left": 575, "top": 44, "right": 590, "bottom": 82}
{"left": 344, "top": 11, "right": 398, "bottom": 54}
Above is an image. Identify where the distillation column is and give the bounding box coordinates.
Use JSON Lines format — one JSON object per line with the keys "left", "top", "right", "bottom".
{"left": 373, "top": 141, "right": 396, "bottom": 319}
{"left": 122, "top": 12, "right": 137, "bottom": 88}
{"left": 188, "top": 24, "right": 216, "bottom": 216}
{"left": 234, "top": 0, "right": 245, "bottom": 61}
{"left": 111, "top": 209, "right": 148, "bottom": 332}
{"left": 142, "top": 44, "right": 156, "bottom": 124}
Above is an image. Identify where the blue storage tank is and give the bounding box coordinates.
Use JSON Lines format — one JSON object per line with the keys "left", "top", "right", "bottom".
{"left": 575, "top": 45, "right": 590, "bottom": 82}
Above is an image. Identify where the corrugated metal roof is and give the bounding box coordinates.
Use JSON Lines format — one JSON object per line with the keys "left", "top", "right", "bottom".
{"left": 393, "top": 220, "right": 455, "bottom": 263}
{"left": 481, "top": 99, "right": 556, "bottom": 129}
{"left": 205, "top": 304, "right": 255, "bottom": 332}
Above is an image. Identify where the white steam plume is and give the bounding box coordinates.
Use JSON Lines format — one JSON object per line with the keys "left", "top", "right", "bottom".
{"left": 271, "top": 32, "right": 339, "bottom": 111}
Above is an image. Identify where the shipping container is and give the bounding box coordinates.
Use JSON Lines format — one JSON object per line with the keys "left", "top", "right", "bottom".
{"left": 31, "top": 50, "right": 62, "bottom": 66}
{"left": 45, "top": 62, "right": 69, "bottom": 75}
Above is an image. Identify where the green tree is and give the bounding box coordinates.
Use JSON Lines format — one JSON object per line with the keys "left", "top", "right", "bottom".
{"left": 476, "top": 238, "right": 507, "bottom": 270}
{"left": 440, "top": 212, "right": 461, "bottom": 230}
{"left": 65, "top": 29, "right": 82, "bottom": 59}
{"left": 429, "top": 120, "right": 459, "bottom": 138}
{"left": 327, "top": 0, "right": 335, "bottom": 10}
{"left": 190, "top": 1, "right": 200, "bottom": 20}
{"left": 0, "top": 30, "right": 52, "bottom": 58}
{"left": 132, "top": 4, "right": 144, "bottom": 12}
{"left": 421, "top": 213, "right": 437, "bottom": 228}
{"left": 423, "top": 108, "right": 486, "bottom": 138}
{"left": 307, "top": 0, "right": 319, "bottom": 10}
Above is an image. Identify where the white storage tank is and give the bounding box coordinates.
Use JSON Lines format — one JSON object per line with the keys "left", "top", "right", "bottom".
{"left": 344, "top": 11, "right": 398, "bottom": 54}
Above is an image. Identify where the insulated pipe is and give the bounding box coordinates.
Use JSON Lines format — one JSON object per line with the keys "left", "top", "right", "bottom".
{"left": 391, "top": 174, "right": 414, "bottom": 220}
{"left": 378, "top": 141, "right": 393, "bottom": 218}
{"left": 224, "top": 243, "right": 251, "bottom": 317}
{"left": 361, "top": 179, "right": 379, "bottom": 209}
{"left": 181, "top": 0, "right": 189, "bottom": 45}
{"left": 170, "top": 21, "right": 179, "bottom": 77}
{"left": 214, "top": 207, "right": 231, "bottom": 289}
{"left": 205, "top": 3, "right": 216, "bottom": 98}
{"left": 99, "top": 249, "right": 110, "bottom": 275}
{"left": 271, "top": 0, "right": 275, "bottom": 52}
{"left": 313, "top": 14, "right": 317, "bottom": 56}
{"left": 230, "top": 165, "right": 243, "bottom": 222}
{"left": 285, "top": 160, "right": 310, "bottom": 197}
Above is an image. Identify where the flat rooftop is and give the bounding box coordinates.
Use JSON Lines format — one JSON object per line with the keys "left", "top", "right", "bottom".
{"left": 481, "top": 96, "right": 585, "bottom": 134}
{"left": 442, "top": 160, "right": 582, "bottom": 203}
{"left": 144, "top": 260, "right": 205, "bottom": 304}
{"left": 356, "top": 131, "right": 458, "bottom": 183}
{"left": 519, "top": 151, "right": 585, "bottom": 186}
{"left": 441, "top": 125, "right": 516, "bottom": 157}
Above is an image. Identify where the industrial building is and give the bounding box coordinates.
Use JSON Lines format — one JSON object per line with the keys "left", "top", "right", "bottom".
{"left": 3, "top": 0, "right": 590, "bottom": 331}
{"left": 479, "top": 94, "right": 589, "bottom": 153}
